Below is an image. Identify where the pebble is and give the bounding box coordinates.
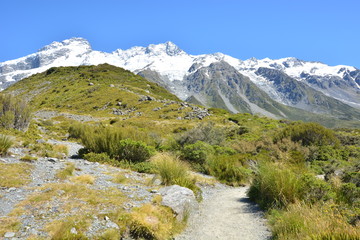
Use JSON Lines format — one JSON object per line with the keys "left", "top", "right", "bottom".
{"left": 4, "top": 232, "right": 15, "bottom": 238}
{"left": 70, "top": 227, "right": 78, "bottom": 235}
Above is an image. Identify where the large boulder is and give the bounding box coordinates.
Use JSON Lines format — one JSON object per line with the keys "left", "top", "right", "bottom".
{"left": 159, "top": 185, "right": 198, "bottom": 221}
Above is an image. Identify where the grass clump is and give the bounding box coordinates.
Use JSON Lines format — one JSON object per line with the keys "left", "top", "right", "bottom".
{"left": 151, "top": 152, "right": 199, "bottom": 194}
{"left": 0, "top": 163, "right": 32, "bottom": 187}
{"left": 0, "top": 134, "right": 13, "bottom": 155}
{"left": 56, "top": 162, "right": 75, "bottom": 180}
{"left": 71, "top": 174, "right": 95, "bottom": 184}
{"left": 269, "top": 202, "right": 360, "bottom": 240}
{"left": 0, "top": 93, "right": 31, "bottom": 131}
{"left": 46, "top": 216, "right": 90, "bottom": 240}
{"left": 20, "top": 154, "right": 38, "bottom": 162}
{"left": 0, "top": 217, "right": 20, "bottom": 237}
{"left": 129, "top": 203, "right": 183, "bottom": 240}
{"left": 249, "top": 162, "right": 303, "bottom": 209}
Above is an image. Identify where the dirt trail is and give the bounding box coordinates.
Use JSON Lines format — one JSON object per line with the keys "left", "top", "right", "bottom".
{"left": 176, "top": 186, "right": 271, "bottom": 240}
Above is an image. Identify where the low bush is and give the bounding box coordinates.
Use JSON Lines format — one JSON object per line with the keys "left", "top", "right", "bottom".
{"left": 182, "top": 141, "right": 214, "bottom": 165}
{"left": 177, "top": 121, "right": 226, "bottom": 146}
{"left": 274, "top": 122, "right": 339, "bottom": 147}
{"left": 205, "top": 154, "right": 251, "bottom": 186}
{"left": 116, "top": 139, "right": 156, "bottom": 163}
{"left": 0, "top": 134, "right": 13, "bottom": 155}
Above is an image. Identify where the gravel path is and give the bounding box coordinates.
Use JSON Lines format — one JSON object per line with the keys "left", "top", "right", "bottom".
{"left": 176, "top": 186, "right": 271, "bottom": 240}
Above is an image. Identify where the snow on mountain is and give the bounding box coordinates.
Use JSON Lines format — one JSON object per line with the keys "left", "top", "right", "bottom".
{"left": 0, "top": 38, "right": 359, "bottom": 108}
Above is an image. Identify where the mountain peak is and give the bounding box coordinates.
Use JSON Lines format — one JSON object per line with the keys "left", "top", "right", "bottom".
{"left": 145, "top": 41, "right": 184, "bottom": 56}
{"left": 38, "top": 37, "right": 92, "bottom": 52}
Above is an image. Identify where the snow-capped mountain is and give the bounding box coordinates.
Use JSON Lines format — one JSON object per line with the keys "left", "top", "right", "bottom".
{"left": 1, "top": 37, "right": 359, "bottom": 120}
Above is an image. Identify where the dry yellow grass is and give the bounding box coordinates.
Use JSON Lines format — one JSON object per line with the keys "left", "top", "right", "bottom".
{"left": 0, "top": 162, "right": 33, "bottom": 188}
{"left": 70, "top": 174, "right": 95, "bottom": 184}
{"left": 129, "top": 203, "right": 183, "bottom": 239}
{"left": 0, "top": 217, "right": 20, "bottom": 236}
{"left": 56, "top": 162, "right": 75, "bottom": 180}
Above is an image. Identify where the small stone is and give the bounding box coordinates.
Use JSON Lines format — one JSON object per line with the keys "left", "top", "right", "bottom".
{"left": 7, "top": 187, "right": 16, "bottom": 192}
{"left": 88, "top": 82, "right": 94, "bottom": 86}
{"left": 104, "top": 216, "right": 110, "bottom": 221}
{"left": 153, "top": 179, "right": 162, "bottom": 186}
{"left": 70, "top": 227, "right": 78, "bottom": 235}
{"left": 4, "top": 232, "right": 15, "bottom": 238}
{"left": 150, "top": 189, "right": 158, "bottom": 193}
{"left": 109, "top": 84, "right": 115, "bottom": 87}
{"left": 47, "top": 158, "right": 58, "bottom": 163}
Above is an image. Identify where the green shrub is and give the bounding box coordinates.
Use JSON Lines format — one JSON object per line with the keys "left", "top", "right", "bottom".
{"left": 299, "top": 174, "right": 334, "bottom": 204}
{"left": 177, "top": 121, "right": 226, "bottom": 146}
{"left": 338, "top": 183, "right": 360, "bottom": 206}
{"left": 182, "top": 141, "right": 214, "bottom": 164}
{"left": 116, "top": 139, "right": 155, "bottom": 163}
{"left": 274, "top": 122, "right": 339, "bottom": 147}
{"left": 0, "top": 135, "right": 13, "bottom": 155}
{"left": 206, "top": 154, "right": 251, "bottom": 186}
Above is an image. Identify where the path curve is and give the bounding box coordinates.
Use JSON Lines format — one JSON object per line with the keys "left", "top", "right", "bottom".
{"left": 176, "top": 186, "right": 271, "bottom": 240}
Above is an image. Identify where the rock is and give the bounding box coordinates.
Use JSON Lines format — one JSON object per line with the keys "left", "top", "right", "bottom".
{"left": 4, "top": 232, "right": 16, "bottom": 238}
{"left": 36, "top": 139, "right": 46, "bottom": 144}
{"left": 116, "top": 102, "right": 122, "bottom": 106}
{"left": 7, "top": 187, "right": 16, "bottom": 192}
{"left": 150, "top": 189, "right": 158, "bottom": 193}
{"left": 159, "top": 185, "right": 198, "bottom": 221}
{"left": 152, "top": 107, "right": 161, "bottom": 111}
{"left": 70, "top": 227, "right": 78, "bottom": 235}
{"left": 153, "top": 179, "right": 162, "bottom": 186}
{"left": 104, "top": 216, "right": 110, "bottom": 221}
{"left": 47, "top": 158, "right": 58, "bottom": 163}
{"left": 139, "top": 95, "right": 155, "bottom": 101}
{"left": 88, "top": 82, "right": 94, "bottom": 86}
{"left": 109, "top": 84, "right": 115, "bottom": 87}
{"left": 106, "top": 220, "right": 119, "bottom": 229}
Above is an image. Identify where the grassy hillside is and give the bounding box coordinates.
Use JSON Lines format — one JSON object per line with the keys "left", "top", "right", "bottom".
{"left": 0, "top": 64, "right": 359, "bottom": 239}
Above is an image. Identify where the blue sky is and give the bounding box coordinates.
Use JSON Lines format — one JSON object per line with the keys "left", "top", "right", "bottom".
{"left": 1, "top": 0, "right": 359, "bottom": 67}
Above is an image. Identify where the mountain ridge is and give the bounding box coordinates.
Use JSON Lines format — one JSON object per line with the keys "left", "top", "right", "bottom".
{"left": 1, "top": 38, "right": 359, "bottom": 126}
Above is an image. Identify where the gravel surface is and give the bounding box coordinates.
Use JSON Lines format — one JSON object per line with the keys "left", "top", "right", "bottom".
{"left": 176, "top": 186, "right": 271, "bottom": 240}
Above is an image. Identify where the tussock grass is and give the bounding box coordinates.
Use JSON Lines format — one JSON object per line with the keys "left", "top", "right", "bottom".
{"left": 269, "top": 202, "right": 360, "bottom": 240}
{"left": 46, "top": 215, "right": 90, "bottom": 240}
{"left": 56, "top": 162, "right": 75, "bottom": 180}
{"left": 112, "top": 172, "right": 128, "bottom": 184}
{"left": 129, "top": 203, "right": 184, "bottom": 239}
{"left": 20, "top": 154, "right": 38, "bottom": 162}
{"left": 151, "top": 152, "right": 199, "bottom": 194}
{"left": 53, "top": 144, "right": 69, "bottom": 158}
{"left": 0, "top": 217, "right": 20, "bottom": 237}
{"left": 0, "top": 134, "right": 13, "bottom": 155}
{"left": 70, "top": 174, "right": 95, "bottom": 184}
{"left": 249, "top": 162, "right": 303, "bottom": 209}
{"left": 0, "top": 162, "right": 32, "bottom": 187}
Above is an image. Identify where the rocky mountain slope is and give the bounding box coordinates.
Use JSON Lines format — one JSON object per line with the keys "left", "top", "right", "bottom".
{"left": 1, "top": 38, "right": 359, "bottom": 125}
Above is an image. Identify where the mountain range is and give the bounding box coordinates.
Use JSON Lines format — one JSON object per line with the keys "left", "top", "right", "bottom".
{"left": 1, "top": 37, "right": 359, "bottom": 127}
